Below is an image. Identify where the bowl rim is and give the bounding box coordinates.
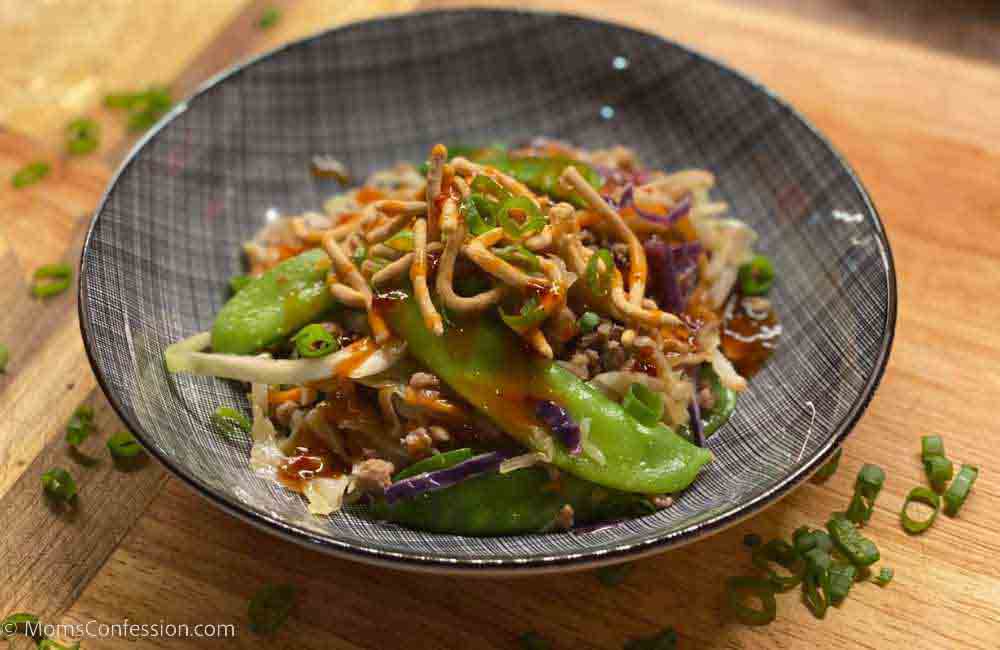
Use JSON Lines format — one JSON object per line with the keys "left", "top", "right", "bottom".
{"left": 78, "top": 7, "right": 898, "bottom": 575}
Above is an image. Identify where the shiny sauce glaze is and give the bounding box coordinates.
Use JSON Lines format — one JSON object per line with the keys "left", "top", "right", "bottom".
{"left": 276, "top": 426, "right": 344, "bottom": 493}
{"left": 720, "top": 293, "right": 781, "bottom": 377}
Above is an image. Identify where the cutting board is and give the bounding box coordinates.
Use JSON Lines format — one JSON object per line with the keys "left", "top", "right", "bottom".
{"left": 1, "top": 1, "right": 998, "bottom": 647}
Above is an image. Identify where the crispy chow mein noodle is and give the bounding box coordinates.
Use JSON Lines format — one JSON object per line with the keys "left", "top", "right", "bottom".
{"left": 165, "top": 140, "right": 779, "bottom": 529}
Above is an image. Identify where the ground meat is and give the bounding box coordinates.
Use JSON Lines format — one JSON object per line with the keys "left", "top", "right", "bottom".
{"left": 354, "top": 459, "right": 395, "bottom": 493}
{"left": 579, "top": 229, "right": 597, "bottom": 246}
{"left": 403, "top": 427, "right": 434, "bottom": 458}
{"left": 652, "top": 495, "right": 674, "bottom": 509}
{"left": 409, "top": 372, "right": 440, "bottom": 389}
{"left": 555, "top": 504, "right": 575, "bottom": 530}
{"left": 610, "top": 242, "right": 630, "bottom": 270}
{"left": 428, "top": 425, "right": 450, "bottom": 442}
{"left": 601, "top": 341, "right": 628, "bottom": 372}
{"left": 697, "top": 386, "right": 716, "bottom": 411}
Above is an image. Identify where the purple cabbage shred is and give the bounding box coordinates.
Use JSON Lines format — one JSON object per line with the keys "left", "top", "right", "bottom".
{"left": 536, "top": 400, "right": 582, "bottom": 455}
{"left": 383, "top": 450, "right": 515, "bottom": 504}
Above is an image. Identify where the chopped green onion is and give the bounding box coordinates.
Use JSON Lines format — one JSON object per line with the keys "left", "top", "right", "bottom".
{"left": 738, "top": 255, "right": 774, "bottom": 296}
{"left": 725, "top": 576, "right": 777, "bottom": 626}
{"left": 595, "top": 562, "right": 633, "bottom": 587}
{"left": 41, "top": 468, "right": 77, "bottom": 502}
{"left": 106, "top": 85, "right": 172, "bottom": 132}
{"left": 743, "top": 533, "right": 761, "bottom": 548}
{"left": 0, "top": 612, "right": 44, "bottom": 642}
{"left": 500, "top": 296, "right": 547, "bottom": 333}
{"left": 624, "top": 626, "right": 677, "bottom": 650}
{"left": 66, "top": 117, "right": 100, "bottom": 155}
{"left": 827, "top": 516, "right": 879, "bottom": 566}
{"left": 497, "top": 196, "right": 545, "bottom": 240}
{"left": 751, "top": 539, "right": 803, "bottom": 592}
{"left": 470, "top": 174, "right": 511, "bottom": 202}
{"left": 578, "top": 311, "right": 600, "bottom": 334}
{"left": 943, "top": 464, "right": 978, "bottom": 517}
{"left": 921, "top": 434, "right": 945, "bottom": 461}
{"left": 248, "top": 583, "right": 296, "bottom": 635}
{"left": 258, "top": 6, "right": 281, "bottom": 28}
{"left": 811, "top": 448, "right": 842, "bottom": 483}
{"left": 65, "top": 405, "right": 96, "bottom": 446}
{"left": 924, "top": 455, "right": 954, "bottom": 493}
{"left": 12, "top": 161, "right": 50, "bottom": 188}
{"left": 351, "top": 244, "right": 367, "bottom": 266}
{"left": 0, "top": 343, "right": 7, "bottom": 373}
{"left": 291, "top": 324, "right": 339, "bottom": 358}
{"left": 846, "top": 463, "right": 885, "bottom": 525}
{"left": 901, "top": 486, "right": 939, "bottom": 534}
{"left": 229, "top": 274, "right": 252, "bottom": 294}
{"left": 31, "top": 263, "right": 73, "bottom": 299}
{"left": 384, "top": 228, "right": 415, "bottom": 252}
{"left": 38, "top": 639, "right": 80, "bottom": 650}
{"left": 493, "top": 244, "right": 540, "bottom": 271}
{"left": 107, "top": 431, "right": 144, "bottom": 459}
{"left": 622, "top": 383, "right": 664, "bottom": 427}
{"left": 828, "top": 562, "right": 857, "bottom": 606}
{"left": 802, "top": 547, "right": 832, "bottom": 619}
{"left": 793, "top": 526, "right": 833, "bottom": 555}
{"left": 518, "top": 631, "right": 551, "bottom": 650}
{"left": 585, "top": 248, "right": 614, "bottom": 297}
{"left": 872, "top": 567, "right": 893, "bottom": 587}
{"left": 212, "top": 406, "right": 251, "bottom": 437}
{"left": 461, "top": 196, "right": 494, "bottom": 236}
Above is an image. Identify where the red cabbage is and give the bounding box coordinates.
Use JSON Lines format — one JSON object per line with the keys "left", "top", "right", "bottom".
{"left": 536, "top": 400, "right": 582, "bottom": 455}
{"left": 633, "top": 193, "right": 692, "bottom": 226}
{"left": 383, "top": 450, "right": 515, "bottom": 504}
{"left": 645, "top": 238, "right": 701, "bottom": 314}
{"left": 687, "top": 370, "right": 705, "bottom": 447}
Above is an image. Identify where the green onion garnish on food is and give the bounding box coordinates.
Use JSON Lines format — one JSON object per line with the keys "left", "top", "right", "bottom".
{"left": 900, "top": 486, "right": 939, "bottom": 534}
{"left": 585, "top": 248, "right": 614, "bottom": 297}
{"left": 291, "top": 323, "right": 339, "bottom": 358}
{"left": 793, "top": 526, "right": 833, "bottom": 555}
{"left": 827, "top": 515, "right": 879, "bottom": 566}
{"left": 846, "top": 463, "right": 884, "bottom": 525}
{"left": 65, "top": 405, "right": 96, "bottom": 446}
{"left": 624, "top": 626, "right": 678, "bottom": 650}
{"left": 802, "top": 547, "right": 832, "bottom": 619}
{"left": 41, "top": 468, "right": 77, "bottom": 502}
{"left": 107, "top": 431, "right": 144, "bottom": 459}
{"left": 212, "top": 406, "right": 251, "bottom": 437}
{"left": 595, "top": 562, "right": 633, "bottom": 587}
{"left": 31, "top": 263, "right": 73, "bottom": 299}
{"left": 872, "top": 567, "right": 894, "bottom": 587}
{"left": 725, "top": 576, "right": 777, "bottom": 626}
{"left": 811, "top": 447, "right": 842, "bottom": 483}
{"left": 518, "top": 631, "right": 551, "bottom": 650}
{"left": 105, "top": 85, "right": 173, "bottom": 132}
{"left": 66, "top": 117, "right": 100, "bottom": 155}
{"left": 920, "top": 434, "right": 953, "bottom": 492}
{"left": 12, "top": 161, "right": 50, "bottom": 188}
{"left": 249, "top": 584, "right": 296, "bottom": 635}
{"left": 500, "top": 296, "right": 547, "bottom": 333}
{"left": 493, "top": 244, "right": 540, "bottom": 271}
{"left": 943, "top": 464, "right": 978, "bottom": 517}
{"left": 0, "top": 343, "right": 8, "bottom": 373}
{"left": 921, "top": 434, "right": 945, "bottom": 460}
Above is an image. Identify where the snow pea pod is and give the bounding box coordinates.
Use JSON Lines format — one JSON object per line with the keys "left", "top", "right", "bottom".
{"left": 381, "top": 295, "right": 713, "bottom": 494}
{"left": 370, "top": 448, "right": 652, "bottom": 535}
{"left": 211, "top": 248, "right": 337, "bottom": 355}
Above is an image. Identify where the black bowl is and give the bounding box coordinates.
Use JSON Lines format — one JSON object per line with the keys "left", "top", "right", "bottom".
{"left": 80, "top": 9, "right": 896, "bottom": 573}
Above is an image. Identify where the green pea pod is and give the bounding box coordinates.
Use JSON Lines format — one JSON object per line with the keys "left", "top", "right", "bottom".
{"left": 370, "top": 448, "right": 652, "bottom": 535}
{"left": 211, "top": 249, "right": 337, "bottom": 355}
{"left": 382, "top": 295, "right": 712, "bottom": 494}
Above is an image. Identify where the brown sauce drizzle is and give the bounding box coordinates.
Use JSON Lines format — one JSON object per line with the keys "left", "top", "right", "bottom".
{"left": 276, "top": 427, "right": 343, "bottom": 493}
{"left": 720, "top": 293, "right": 781, "bottom": 377}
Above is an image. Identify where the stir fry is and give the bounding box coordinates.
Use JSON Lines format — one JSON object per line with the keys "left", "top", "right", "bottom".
{"left": 165, "top": 139, "right": 780, "bottom": 535}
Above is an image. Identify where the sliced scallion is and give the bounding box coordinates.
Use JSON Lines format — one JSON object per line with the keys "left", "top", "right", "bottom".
{"left": 872, "top": 567, "right": 894, "bottom": 587}
{"left": 41, "top": 468, "right": 77, "bottom": 502}
{"left": 811, "top": 447, "right": 842, "bottom": 483}
{"left": 751, "top": 539, "right": 803, "bottom": 592}
{"left": 901, "top": 486, "right": 939, "bottom": 534}
{"left": 725, "top": 576, "right": 777, "bottom": 626}
{"left": 107, "top": 431, "right": 144, "bottom": 459}
{"left": 846, "top": 463, "right": 884, "bottom": 525}
{"left": 65, "top": 405, "right": 95, "bottom": 446}
{"left": 12, "top": 161, "right": 50, "bottom": 188}
{"left": 943, "top": 464, "right": 978, "bottom": 517}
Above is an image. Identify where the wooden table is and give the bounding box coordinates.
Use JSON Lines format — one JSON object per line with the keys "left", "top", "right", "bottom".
{"left": 2, "top": 1, "right": 998, "bottom": 647}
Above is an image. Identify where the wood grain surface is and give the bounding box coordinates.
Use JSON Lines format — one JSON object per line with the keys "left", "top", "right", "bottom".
{"left": 1, "top": 1, "right": 998, "bottom": 648}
